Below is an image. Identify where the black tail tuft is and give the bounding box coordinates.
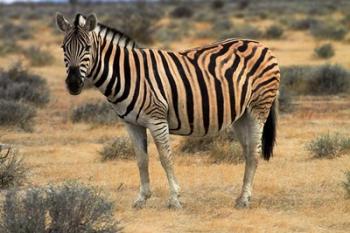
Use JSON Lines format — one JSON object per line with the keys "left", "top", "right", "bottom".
{"left": 262, "top": 100, "right": 278, "bottom": 161}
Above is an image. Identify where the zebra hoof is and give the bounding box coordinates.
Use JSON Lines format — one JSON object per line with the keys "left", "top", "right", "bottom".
{"left": 167, "top": 197, "right": 182, "bottom": 209}
{"left": 235, "top": 196, "right": 250, "bottom": 209}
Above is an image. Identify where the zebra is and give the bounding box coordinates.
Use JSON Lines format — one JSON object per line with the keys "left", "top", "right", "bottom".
{"left": 56, "top": 13, "right": 280, "bottom": 209}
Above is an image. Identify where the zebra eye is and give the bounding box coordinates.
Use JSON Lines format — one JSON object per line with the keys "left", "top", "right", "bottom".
{"left": 61, "top": 45, "right": 66, "bottom": 51}
{"left": 85, "top": 45, "right": 91, "bottom": 51}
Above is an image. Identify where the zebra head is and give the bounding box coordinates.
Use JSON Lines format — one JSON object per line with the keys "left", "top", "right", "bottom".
{"left": 56, "top": 13, "right": 97, "bottom": 95}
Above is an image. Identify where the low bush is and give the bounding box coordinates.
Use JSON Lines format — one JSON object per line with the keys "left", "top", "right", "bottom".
{"left": 281, "top": 64, "right": 350, "bottom": 95}
{"left": 0, "top": 145, "right": 27, "bottom": 189}
{"left": 179, "top": 137, "right": 215, "bottom": 154}
{"left": 100, "top": 137, "right": 134, "bottom": 161}
{"left": 314, "top": 43, "right": 335, "bottom": 59}
{"left": 71, "top": 101, "right": 119, "bottom": 125}
{"left": 310, "top": 22, "right": 347, "bottom": 40}
{"left": 170, "top": 5, "right": 193, "bottom": 18}
{"left": 24, "top": 46, "right": 54, "bottom": 67}
{"left": 0, "top": 65, "right": 50, "bottom": 106}
{"left": 265, "top": 25, "right": 284, "bottom": 39}
{"left": 308, "top": 64, "right": 350, "bottom": 95}
{"left": 343, "top": 171, "right": 350, "bottom": 198}
{"left": 0, "top": 100, "right": 36, "bottom": 131}
{"left": 0, "top": 181, "right": 120, "bottom": 233}
{"left": 307, "top": 133, "right": 350, "bottom": 158}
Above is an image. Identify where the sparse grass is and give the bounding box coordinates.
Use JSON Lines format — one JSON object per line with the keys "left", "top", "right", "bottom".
{"left": 231, "top": 25, "right": 263, "bottom": 39}
{"left": 343, "top": 171, "right": 350, "bottom": 198}
{"left": 0, "top": 181, "right": 120, "bottom": 233}
{"left": 24, "top": 46, "right": 54, "bottom": 67}
{"left": 179, "top": 137, "right": 214, "bottom": 154}
{"left": 100, "top": 137, "right": 135, "bottom": 161}
{"left": 71, "top": 101, "right": 119, "bottom": 125}
{"left": 264, "top": 24, "right": 284, "bottom": 39}
{"left": 0, "top": 145, "right": 27, "bottom": 189}
{"left": 314, "top": 43, "right": 335, "bottom": 59}
{"left": 0, "top": 100, "right": 36, "bottom": 131}
{"left": 307, "top": 133, "right": 350, "bottom": 158}
{"left": 0, "top": 65, "right": 50, "bottom": 106}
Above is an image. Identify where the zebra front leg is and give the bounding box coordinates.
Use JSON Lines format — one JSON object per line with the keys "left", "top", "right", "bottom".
{"left": 149, "top": 123, "right": 182, "bottom": 209}
{"left": 234, "top": 112, "right": 262, "bottom": 208}
{"left": 125, "top": 123, "right": 151, "bottom": 209}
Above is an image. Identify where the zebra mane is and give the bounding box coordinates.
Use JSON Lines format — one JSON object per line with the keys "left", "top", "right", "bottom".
{"left": 74, "top": 13, "right": 137, "bottom": 49}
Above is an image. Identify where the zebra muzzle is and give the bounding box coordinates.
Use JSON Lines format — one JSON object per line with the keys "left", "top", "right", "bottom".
{"left": 66, "top": 67, "right": 84, "bottom": 95}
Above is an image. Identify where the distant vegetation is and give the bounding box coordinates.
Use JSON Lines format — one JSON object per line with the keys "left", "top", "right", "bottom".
{"left": 24, "top": 46, "right": 55, "bottom": 67}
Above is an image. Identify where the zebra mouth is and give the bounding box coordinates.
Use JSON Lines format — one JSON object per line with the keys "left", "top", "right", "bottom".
{"left": 68, "top": 88, "right": 82, "bottom": 95}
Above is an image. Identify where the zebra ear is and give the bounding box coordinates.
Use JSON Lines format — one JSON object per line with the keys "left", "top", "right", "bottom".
{"left": 56, "top": 12, "right": 71, "bottom": 32}
{"left": 84, "top": 14, "right": 97, "bottom": 32}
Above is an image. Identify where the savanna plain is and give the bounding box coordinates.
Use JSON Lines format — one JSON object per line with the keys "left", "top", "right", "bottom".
{"left": 0, "top": 1, "right": 350, "bottom": 232}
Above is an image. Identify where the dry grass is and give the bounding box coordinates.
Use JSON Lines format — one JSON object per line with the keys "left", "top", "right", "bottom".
{"left": 0, "top": 3, "right": 350, "bottom": 233}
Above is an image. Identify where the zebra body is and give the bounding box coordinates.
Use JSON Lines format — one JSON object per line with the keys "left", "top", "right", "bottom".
{"left": 57, "top": 13, "right": 280, "bottom": 209}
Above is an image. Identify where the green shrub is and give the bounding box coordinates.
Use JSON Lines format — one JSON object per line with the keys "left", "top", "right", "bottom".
{"left": 0, "top": 65, "right": 50, "bottom": 106}
{"left": 310, "top": 22, "right": 347, "bottom": 40}
{"left": 0, "top": 145, "right": 27, "bottom": 189}
{"left": 343, "top": 171, "right": 350, "bottom": 198}
{"left": 314, "top": 43, "right": 335, "bottom": 59}
{"left": 100, "top": 137, "right": 134, "bottom": 161}
{"left": 71, "top": 101, "right": 119, "bottom": 125}
{"left": 24, "top": 46, "right": 54, "bottom": 67}
{"left": 265, "top": 25, "right": 284, "bottom": 39}
{"left": 307, "top": 133, "right": 350, "bottom": 158}
{"left": 0, "top": 182, "right": 120, "bottom": 233}
{"left": 0, "top": 100, "right": 36, "bottom": 131}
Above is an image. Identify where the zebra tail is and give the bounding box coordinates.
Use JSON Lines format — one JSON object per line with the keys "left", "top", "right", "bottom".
{"left": 261, "top": 99, "right": 278, "bottom": 161}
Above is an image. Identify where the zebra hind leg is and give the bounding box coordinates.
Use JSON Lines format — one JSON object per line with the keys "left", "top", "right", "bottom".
{"left": 149, "top": 123, "right": 182, "bottom": 209}
{"left": 125, "top": 123, "right": 152, "bottom": 209}
{"left": 233, "top": 111, "right": 263, "bottom": 208}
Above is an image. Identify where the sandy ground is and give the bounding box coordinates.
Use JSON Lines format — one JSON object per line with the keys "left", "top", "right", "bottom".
{"left": 0, "top": 16, "right": 350, "bottom": 233}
